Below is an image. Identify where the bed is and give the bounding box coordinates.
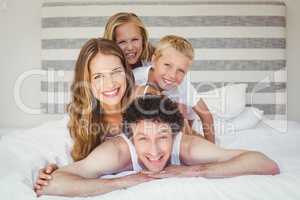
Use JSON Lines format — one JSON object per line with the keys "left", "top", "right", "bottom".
{"left": 0, "top": 118, "right": 300, "bottom": 199}
{"left": 1, "top": 0, "right": 297, "bottom": 199}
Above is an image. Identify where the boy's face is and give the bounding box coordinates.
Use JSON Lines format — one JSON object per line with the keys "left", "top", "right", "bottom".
{"left": 131, "top": 120, "right": 174, "bottom": 172}
{"left": 151, "top": 47, "right": 192, "bottom": 91}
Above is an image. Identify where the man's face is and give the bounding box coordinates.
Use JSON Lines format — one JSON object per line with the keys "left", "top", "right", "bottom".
{"left": 131, "top": 120, "right": 174, "bottom": 172}
{"left": 151, "top": 47, "right": 192, "bottom": 91}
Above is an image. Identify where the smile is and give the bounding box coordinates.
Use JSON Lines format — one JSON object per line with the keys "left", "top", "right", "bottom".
{"left": 162, "top": 78, "right": 175, "bottom": 85}
{"left": 126, "top": 52, "right": 136, "bottom": 59}
{"left": 146, "top": 155, "right": 164, "bottom": 163}
{"left": 102, "top": 88, "right": 120, "bottom": 97}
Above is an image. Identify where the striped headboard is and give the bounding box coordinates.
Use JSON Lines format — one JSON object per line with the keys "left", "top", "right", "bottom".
{"left": 41, "top": 1, "right": 286, "bottom": 120}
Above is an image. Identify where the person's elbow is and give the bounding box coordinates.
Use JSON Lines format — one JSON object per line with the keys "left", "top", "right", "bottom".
{"left": 255, "top": 151, "right": 280, "bottom": 175}
{"left": 266, "top": 160, "right": 280, "bottom": 175}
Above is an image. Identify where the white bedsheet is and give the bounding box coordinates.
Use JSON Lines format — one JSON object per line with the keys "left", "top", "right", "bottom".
{"left": 0, "top": 119, "right": 300, "bottom": 200}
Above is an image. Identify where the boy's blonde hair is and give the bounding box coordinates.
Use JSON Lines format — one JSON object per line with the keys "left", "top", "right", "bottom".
{"left": 153, "top": 35, "right": 194, "bottom": 61}
{"left": 103, "top": 12, "right": 155, "bottom": 63}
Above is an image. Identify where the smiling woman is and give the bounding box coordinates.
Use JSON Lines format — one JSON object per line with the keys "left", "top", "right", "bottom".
{"left": 34, "top": 38, "right": 136, "bottom": 192}
{"left": 67, "top": 38, "right": 135, "bottom": 161}
{"left": 90, "top": 54, "right": 127, "bottom": 108}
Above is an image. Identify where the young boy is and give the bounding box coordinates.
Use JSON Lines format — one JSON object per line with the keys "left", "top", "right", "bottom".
{"left": 35, "top": 95, "right": 279, "bottom": 197}
{"left": 133, "top": 35, "right": 215, "bottom": 143}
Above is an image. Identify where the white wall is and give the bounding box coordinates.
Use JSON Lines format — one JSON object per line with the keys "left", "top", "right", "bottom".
{"left": 0, "top": 0, "right": 62, "bottom": 128}
{"left": 0, "top": 0, "right": 299, "bottom": 128}
{"left": 285, "top": 0, "right": 300, "bottom": 123}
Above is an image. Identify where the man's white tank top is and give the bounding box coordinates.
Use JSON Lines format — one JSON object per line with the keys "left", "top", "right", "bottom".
{"left": 120, "top": 132, "right": 183, "bottom": 172}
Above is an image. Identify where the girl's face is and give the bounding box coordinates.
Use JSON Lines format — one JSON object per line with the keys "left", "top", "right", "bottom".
{"left": 115, "top": 22, "right": 143, "bottom": 66}
{"left": 90, "top": 53, "right": 127, "bottom": 109}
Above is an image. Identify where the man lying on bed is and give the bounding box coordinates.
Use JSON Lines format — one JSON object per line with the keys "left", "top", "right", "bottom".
{"left": 35, "top": 95, "right": 279, "bottom": 197}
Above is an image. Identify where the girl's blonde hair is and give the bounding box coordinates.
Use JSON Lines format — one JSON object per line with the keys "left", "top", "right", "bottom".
{"left": 67, "top": 38, "right": 135, "bottom": 161}
{"left": 154, "top": 35, "right": 194, "bottom": 61}
{"left": 103, "top": 12, "right": 155, "bottom": 63}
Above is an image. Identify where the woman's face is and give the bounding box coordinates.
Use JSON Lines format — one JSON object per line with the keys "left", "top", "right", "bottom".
{"left": 89, "top": 53, "right": 127, "bottom": 109}
{"left": 115, "top": 22, "right": 143, "bottom": 66}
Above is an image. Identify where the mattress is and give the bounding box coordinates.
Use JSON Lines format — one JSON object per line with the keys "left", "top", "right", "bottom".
{"left": 0, "top": 118, "right": 299, "bottom": 200}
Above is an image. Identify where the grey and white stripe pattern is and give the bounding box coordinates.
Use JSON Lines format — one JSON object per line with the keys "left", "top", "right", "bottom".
{"left": 41, "top": 0, "right": 286, "bottom": 120}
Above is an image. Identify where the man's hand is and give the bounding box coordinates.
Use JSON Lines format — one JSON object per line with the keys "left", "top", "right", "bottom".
{"left": 119, "top": 172, "right": 157, "bottom": 188}
{"left": 141, "top": 165, "right": 205, "bottom": 178}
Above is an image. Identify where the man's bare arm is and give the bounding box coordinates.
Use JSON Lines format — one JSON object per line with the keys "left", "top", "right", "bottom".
{"left": 40, "top": 170, "right": 154, "bottom": 197}
{"left": 37, "top": 137, "right": 153, "bottom": 197}
{"left": 180, "top": 134, "right": 280, "bottom": 178}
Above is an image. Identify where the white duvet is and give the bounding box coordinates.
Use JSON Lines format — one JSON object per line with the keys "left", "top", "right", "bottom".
{"left": 0, "top": 118, "right": 300, "bottom": 200}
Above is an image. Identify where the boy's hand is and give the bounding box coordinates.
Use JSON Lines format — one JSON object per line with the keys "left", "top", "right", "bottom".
{"left": 134, "top": 85, "right": 161, "bottom": 98}
{"left": 177, "top": 103, "right": 189, "bottom": 119}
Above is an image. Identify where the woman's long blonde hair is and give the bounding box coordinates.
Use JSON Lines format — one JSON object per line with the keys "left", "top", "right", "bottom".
{"left": 67, "top": 38, "right": 135, "bottom": 161}
{"left": 103, "top": 12, "right": 155, "bottom": 63}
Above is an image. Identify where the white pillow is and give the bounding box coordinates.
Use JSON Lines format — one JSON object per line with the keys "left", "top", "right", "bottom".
{"left": 192, "top": 107, "right": 264, "bottom": 136}
{"left": 198, "top": 84, "right": 248, "bottom": 119}
{"left": 214, "top": 106, "right": 264, "bottom": 134}
{"left": 228, "top": 107, "right": 264, "bottom": 131}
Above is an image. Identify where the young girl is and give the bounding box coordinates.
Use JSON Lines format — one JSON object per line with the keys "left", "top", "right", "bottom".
{"left": 103, "top": 12, "right": 155, "bottom": 69}
{"left": 34, "top": 38, "right": 135, "bottom": 191}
